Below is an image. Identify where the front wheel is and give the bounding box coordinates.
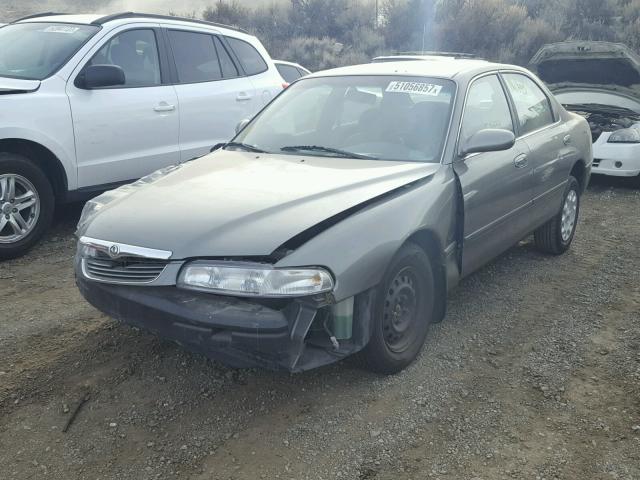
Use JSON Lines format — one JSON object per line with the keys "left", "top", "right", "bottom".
{"left": 534, "top": 175, "right": 580, "bottom": 255}
{"left": 361, "top": 243, "right": 435, "bottom": 374}
{"left": 0, "top": 153, "right": 55, "bottom": 259}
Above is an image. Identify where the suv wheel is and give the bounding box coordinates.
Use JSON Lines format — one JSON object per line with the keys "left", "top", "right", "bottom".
{"left": 361, "top": 243, "right": 435, "bottom": 374}
{"left": 0, "top": 153, "right": 55, "bottom": 259}
{"left": 534, "top": 175, "right": 580, "bottom": 255}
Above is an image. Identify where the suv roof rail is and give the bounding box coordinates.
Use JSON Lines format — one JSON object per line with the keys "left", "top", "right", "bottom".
{"left": 396, "top": 51, "right": 479, "bottom": 59}
{"left": 11, "top": 12, "right": 66, "bottom": 23}
{"left": 91, "top": 11, "right": 249, "bottom": 34}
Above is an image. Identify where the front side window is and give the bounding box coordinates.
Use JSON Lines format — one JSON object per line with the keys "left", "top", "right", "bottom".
{"left": 226, "top": 37, "right": 268, "bottom": 76}
{"left": 503, "top": 73, "right": 555, "bottom": 135}
{"left": 232, "top": 75, "right": 456, "bottom": 163}
{"left": 168, "top": 30, "right": 222, "bottom": 83}
{"left": 461, "top": 74, "right": 513, "bottom": 144}
{"left": 0, "top": 22, "right": 99, "bottom": 80}
{"left": 89, "top": 29, "right": 161, "bottom": 87}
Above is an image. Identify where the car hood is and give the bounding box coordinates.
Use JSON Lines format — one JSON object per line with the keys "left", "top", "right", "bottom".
{"left": 85, "top": 151, "right": 440, "bottom": 259}
{"left": 529, "top": 41, "right": 640, "bottom": 99}
{"left": 0, "top": 77, "right": 40, "bottom": 94}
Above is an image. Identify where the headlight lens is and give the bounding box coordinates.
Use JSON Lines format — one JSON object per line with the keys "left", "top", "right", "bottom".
{"left": 608, "top": 127, "right": 640, "bottom": 143}
{"left": 178, "top": 262, "right": 334, "bottom": 297}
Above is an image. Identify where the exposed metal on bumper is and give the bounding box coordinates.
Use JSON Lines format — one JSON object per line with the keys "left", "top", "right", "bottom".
{"left": 76, "top": 276, "right": 374, "bottom": 372}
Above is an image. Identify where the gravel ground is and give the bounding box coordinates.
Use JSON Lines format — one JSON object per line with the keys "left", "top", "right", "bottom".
{"left": 0, "top": 176, "right": 639, "bottom": 480}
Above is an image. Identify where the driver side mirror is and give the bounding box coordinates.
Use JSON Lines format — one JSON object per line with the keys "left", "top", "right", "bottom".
{"left": 460, "top": 129, "right": 515, "bottom": 157}
{"left": 77, "top": 64, "right": 126, "bottom": 89}
{"left": 236, "top": 118, "right": 251, "bottom": 134}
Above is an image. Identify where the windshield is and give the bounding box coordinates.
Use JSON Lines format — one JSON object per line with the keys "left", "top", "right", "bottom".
{"left": 0, "top": 23, "right": 99, "bottom": 80}
{"left": 231, "top": 75, "right": 456, "bottom": 163}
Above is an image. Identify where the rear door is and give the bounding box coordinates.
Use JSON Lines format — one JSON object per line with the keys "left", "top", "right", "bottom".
{"left": 67, "top": 25, "right": 180, "bottom": 188}
{"left": 454, "top": 74, "right": 534, "bottom": 275}
{"left": 501, "top": 72, "right": 570, "bottom": 227}
{"left": 164, "top": 27, "right": 257, "bottom": 161}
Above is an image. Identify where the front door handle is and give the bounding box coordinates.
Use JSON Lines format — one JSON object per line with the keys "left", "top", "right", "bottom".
{"left": 563, "top": 134, "right": 572, "bottom": 145}
{"left": 154, "top": 102, "right": 176, "bottom": 113}
{"left": 236, "top": 92, "right": 252, "bottom": 102}
{"left": 514, "top": 154, "right": 528, "bottom": 168}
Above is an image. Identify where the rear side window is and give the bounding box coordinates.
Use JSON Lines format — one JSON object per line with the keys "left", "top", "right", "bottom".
{"left": 213, "top": 36, "right": 239, "bottom": 78}
{"left": 461, "top": 74, "right": 513, "bottom": 143}
{"left": 226, "top": 37, "right": 268, "bottom": 76}
{"left": 503, "top": 73, "right": 555, "bottom": 135}
{"left": 277, "top": 64, "right": 303, "bottom": 83}
{"left": 89, "top": 29, "right": 161, "bottom": 87}
{"left": 168, "top": 30, "right": 222, "bottom": 83}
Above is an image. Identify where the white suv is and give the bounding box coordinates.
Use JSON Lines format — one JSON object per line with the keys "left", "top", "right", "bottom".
{"left": 0, "top": 12, "right": 284, "bottom": 258}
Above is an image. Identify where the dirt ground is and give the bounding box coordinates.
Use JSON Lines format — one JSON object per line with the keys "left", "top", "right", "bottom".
{"left": 1, "top": 176, "right": 639, "bottom": 480}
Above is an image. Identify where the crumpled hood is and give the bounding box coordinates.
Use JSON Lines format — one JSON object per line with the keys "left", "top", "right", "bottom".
{"left": 85, "top": 151, "right": 439, "bottom": 259}
{"left": 530, "top": 41, "right": 640, "bottom": 98}
{"left": 0, "top": 77, "right": 40, "bottom": 94}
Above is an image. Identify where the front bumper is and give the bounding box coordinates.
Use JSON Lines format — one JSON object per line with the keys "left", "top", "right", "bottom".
{"left": 76, "top": 276, "right": 374, "bottom": 372}
{"left": 592, "top": 138, "right": 640, "bottom": 177}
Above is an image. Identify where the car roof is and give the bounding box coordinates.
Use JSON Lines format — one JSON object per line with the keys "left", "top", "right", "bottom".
{"left": 13, "top": 12, "right": 250, "bottom": 37}
{"left": 306, "top": 59, "right": 522, "bottom": 82}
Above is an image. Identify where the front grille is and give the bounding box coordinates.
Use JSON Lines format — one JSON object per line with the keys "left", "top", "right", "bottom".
{"left": 84, "top": 255, "right": 168, "bottom": 284}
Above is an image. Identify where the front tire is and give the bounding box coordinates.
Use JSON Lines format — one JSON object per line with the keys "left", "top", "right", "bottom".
{"left": 361, "top": 243, "right": 435, "bottom": 374}
{"left": 0, "top": 153, "right": 55, "bottom": 260}
{"left": 534, "top": 175, "right": 580, "bottom": 255}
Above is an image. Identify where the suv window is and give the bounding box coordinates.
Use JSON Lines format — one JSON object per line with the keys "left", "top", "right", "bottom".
{"left": 168, "top": 30, "right": 222, "bottom": 83}
{"left": 503, "top": 73, "right": 555, "bottom": 135}
{"left": 213, "top": 37, "right": 239, "bottom": 78}
{"left": 226, "top": 37, "right": 268, "bottom": 76}
{"left": 461, "top": 74, "right": 513, "bottom": 143}
{"left": 277, "top": 63, "right": 303, "bottom": 83}
{"left": 89, "top": 29, "right": 161, "bottom": 87}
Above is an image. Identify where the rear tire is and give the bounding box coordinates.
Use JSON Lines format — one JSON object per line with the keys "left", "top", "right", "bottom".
{"left": 361, "top": 243, "right": 435, "bottom": 375}
{"left": 534, "top": 176, "right": 580, "bottom": 255}
{"left": 0, "top": 153, "right": 55, "bottom": 260}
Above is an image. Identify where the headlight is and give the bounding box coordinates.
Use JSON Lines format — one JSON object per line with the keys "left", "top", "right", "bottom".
{"left": 608, "top": 127, "right": 640, "bottom": 143}
{"left": 178, "top": 262, "right": 334, "bottom": 297}
{"left": 75, "top": 164, "right": 182, "bottom": 237}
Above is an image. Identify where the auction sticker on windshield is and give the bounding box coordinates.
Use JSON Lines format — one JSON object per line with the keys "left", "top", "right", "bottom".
{"left": 43, "top": 25, "right": 81, "bottom": 34}
{"left": 386, "top": 81, "right": 442, "bottom": 96}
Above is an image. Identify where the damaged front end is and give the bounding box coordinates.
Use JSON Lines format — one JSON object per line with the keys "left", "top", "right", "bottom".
{"left": 76, "top": 273, "right": 375, "bottom": 372}
{"left": 564, "top": 103, "right": 640, "bottom": 142}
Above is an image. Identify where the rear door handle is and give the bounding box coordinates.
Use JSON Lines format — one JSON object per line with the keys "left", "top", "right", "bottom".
{"left": 154, "top": 102, "right": 175, "bottom": 113}
{"left": 236, "top": 92, "right": 252, "bottom": 102}
{"left": 514, "top": 154, "right": 528, "bottom": 168}
{"left": 563, "top": 134, "right": 572, "bottom": 145}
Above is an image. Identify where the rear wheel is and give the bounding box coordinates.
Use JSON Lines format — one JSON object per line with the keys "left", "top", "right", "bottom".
{"left": 361, "top": 243, "right": 435, "bottom": 374}
{"left": 0, "top": 153, "right": 54, "bottom": 259}
{"left": 534, "top": 175, "right": 580, "bottom": 255}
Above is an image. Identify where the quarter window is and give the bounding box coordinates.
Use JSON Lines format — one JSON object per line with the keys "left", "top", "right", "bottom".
{"left": 89, "top": 29, "right": 161, "bottom": 87}
{"left": 503, "top": 73, "right": 555, "bottom": 135}
{"left": 461, "top": 74, "right": 513, "bottom": 143}
{"left": 226, "top": 37, "right": 268, "bottom": 76}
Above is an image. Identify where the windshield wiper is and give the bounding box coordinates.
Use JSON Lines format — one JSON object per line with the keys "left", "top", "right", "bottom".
{"left": 281, "top": 145, "right": 378, "bottom": 160}
{"left": 224, "top": 142, "right": 267, "bottom": 153}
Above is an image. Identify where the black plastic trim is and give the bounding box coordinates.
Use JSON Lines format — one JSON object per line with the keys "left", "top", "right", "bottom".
{"left": 90, "top": 11, "right": 249, "bottom": 34}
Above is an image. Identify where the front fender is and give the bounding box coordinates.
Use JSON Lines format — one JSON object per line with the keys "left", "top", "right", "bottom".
{"left": 275, "top": 166, "right": 457, "bottom": 301}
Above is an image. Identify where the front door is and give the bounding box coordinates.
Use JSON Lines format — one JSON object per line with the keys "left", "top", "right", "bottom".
{"left": 67, "top": 26, "right": 180, "bottom": 188}
{"left": 454, "top": 74, "right": 534, "bottom": 275}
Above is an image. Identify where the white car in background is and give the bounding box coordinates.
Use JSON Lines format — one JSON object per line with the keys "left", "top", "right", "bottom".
{"left": 531, "top": 41, "right": 640, "bottom": 184}
{"left": 274, "top": 60, "right": 311, "bottom": 86}
{"left": 0, "top": 12, "right": 284, "bottom": 258}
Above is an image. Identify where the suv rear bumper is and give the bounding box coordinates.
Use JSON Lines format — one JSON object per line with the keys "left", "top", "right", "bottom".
{"left": 76, "top": 277, "right": 373, "bottom": 372}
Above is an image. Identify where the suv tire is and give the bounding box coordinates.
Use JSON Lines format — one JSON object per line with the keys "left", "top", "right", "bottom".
{"left": 0, "top": 153, "right": 55, "bottom": 259}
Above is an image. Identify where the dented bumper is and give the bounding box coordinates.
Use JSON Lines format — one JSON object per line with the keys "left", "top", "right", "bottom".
{"left": 76, "top": 276, "right": 374, "bottom": 372}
